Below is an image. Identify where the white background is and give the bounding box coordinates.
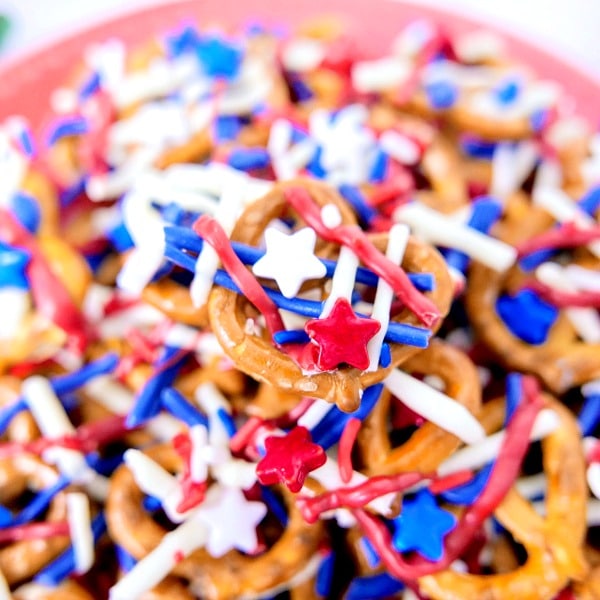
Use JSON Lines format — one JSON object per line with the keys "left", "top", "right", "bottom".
{"left": 0, "top": 0, "right": 599, "bottom": 81}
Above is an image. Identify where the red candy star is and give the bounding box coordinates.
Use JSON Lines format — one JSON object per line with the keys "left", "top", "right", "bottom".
{"left": 304, "top": 298, "right": 381, "bottom": 371}
{"left": 256, "top": 426, "right": 326, "bottom": 493}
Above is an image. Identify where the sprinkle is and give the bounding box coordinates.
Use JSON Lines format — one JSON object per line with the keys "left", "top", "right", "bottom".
{"left": 564, "top": 265, "right": 600, "bottom": 292}
{"left": 195, "top": 484, "right": 267, "bottom": 557}
{"left": 311, "top": 384, "right": 383, "bottom": 450}
{"left": 46, "top": 115, "right": 89, "bottom": 146}
{"left": 228, "top": 147, "right": 271, "bottom": 171}
{"left": 352, "top": 57, "right": 411, "bottom": 93}
{"left": 109, "top": 517, "right": 207, "bottom": 600}
{"left": 306, "top": 298, "right": 381, "bottom": 371}
{"left": 578, "top": 394, "right": 600, "bottom": 436}
{"left": 256, "top": 426, "right": 326, "bottom": 492}
{"left": 425, "top": 80, "right": 458, "bottom": 109}
{"left": 10, "top": 192, "right": 41, "bottom": 233}
{"left": 379, "top": 131, "right": 422, "bottom": 165}
{"left": 588, "top": 463, "right": 600, "bottom": 499}
{"left": 66, "top": 493, "right": 94, "bottom": 574}
{"left": 367, "top": 224, "right": 409, "bottom": 371}
{"left": 252, "top": 227, "right": 327, "bottom": 298}
{"left": 12, "top": 477, "right": 70, "bottom": 526}
{"left": 36, "top": 513, "right": 106, "bottom": 586}
{"left": 440, "top": 464, "right": 493, "bottom": 505}
{"left": 320, "top": 245, "right": 359, "bottom": 317}
{"left": 505, "top": 372, "right": 523, "bottom": 425}
{"left": 282, "top": 38, "right": 326, "bottom": 72}
{"left": 160, "top": 388, "right": 208, "bottom": 428}
{"left": 285, "top": 187, "right": 439, "bottom": 326}
{"left": 126, "top": 346, "right": 189, "bottom": 428}
{"left": 384, "top": 369, "right": 485, "bottom": 444}
{"left": 490, "top": 142, "right": 538, "bottom": 201}
{"left": 395, "top": 201, "right": 517, "bottom": 272}
{"left": 315, "top": 549, "right": 335, "bottom": 597}
{"left": 345, "top": 572, "right": 405, "bottom": 600}
{"left": 393, "top": 490, "right": 457, "bottom": 561}
{"left": 297, "top": 398, "right": 333, "bottom": 430}
{"left": 495, "top": 77, "right": 521, "bottom": 105}
{"left": 321, "top": 203, "right": 343, "bottom": 229}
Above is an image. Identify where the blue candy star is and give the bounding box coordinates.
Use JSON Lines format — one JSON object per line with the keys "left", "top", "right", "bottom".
{"left": 196, "top": 34, "right": 243, "bottom": 80}
{"left": 392, "top": 489, "right": 457, "bottom": 561}
{"left": 0, "top": 243, "right": 30, "bottom": 289}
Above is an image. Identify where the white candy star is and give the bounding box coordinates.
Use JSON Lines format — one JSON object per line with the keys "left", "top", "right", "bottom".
{"left": 196, "top": 485, "right": 267, "bottom": 557}
{"left": 252, "top": 227, "right": 327, "bottom": 298}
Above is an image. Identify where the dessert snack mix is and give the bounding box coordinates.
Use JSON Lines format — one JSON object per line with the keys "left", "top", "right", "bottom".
{"left": 0, "top": 12, "right": 598, "bottom": 600}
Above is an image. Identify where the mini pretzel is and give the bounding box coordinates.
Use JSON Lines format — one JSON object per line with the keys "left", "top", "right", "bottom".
{"left": 356, "top": 339, "right": 481, "bottom": 475}
{"left": 466, "top": 197, "right": 600, "bottom": 393}
{"left": 418, "top": 395, "right": 588, "bottom": 599}
{"left": 13, "top": 581, "right": 94, "bottom": 600}
{"left": 207, "top": 180, "right": 453, "bottom": 412}
{"left": 107, "top": 443, "right": 325, "bottom": 599}
{"left": 0, "top": 455, "right": 70, "bottom": 586}
{"left": 367, "top": 105, "right": 470, "bottom": 214}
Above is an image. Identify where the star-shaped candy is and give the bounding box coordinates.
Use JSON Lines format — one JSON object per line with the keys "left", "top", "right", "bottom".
{"left": 392, "top": 489, "right": 457, "bottom": 561}
{"left": 196, "top": 485, "right": 267, "bottom": 558}
{"left": 0, "top": 242, "right": 29, "bottom": 289}
{"left": 256, "top": 426, "right": 326, "bottom": 493}
{"left": 305, "top": 298, "right": 381, "bottom": 371}
{"left": 252, "top": 227, "right": 327, "bottom": 298}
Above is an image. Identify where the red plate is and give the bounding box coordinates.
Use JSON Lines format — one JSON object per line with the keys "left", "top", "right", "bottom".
{"left": 0, "top": 0, "right": 599, "bottom": 131}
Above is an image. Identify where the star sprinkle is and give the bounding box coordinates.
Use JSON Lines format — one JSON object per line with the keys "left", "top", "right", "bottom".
{"left": 252, "top": 227, "right": 327, "bottom": 298}
{"left": 305, "top": 298, "right": 381, "bottom": 371}
{"left": 0, "top": 242, "right": 29, "bottom": 288}
{"left": 392, "top": 489, "right": 457, "bottom": 561}
{"left": 256, "top": 426, "right": 327, "bottom": 493}
{"left": 196, "top": 485, "right": 267, "bottom": 558}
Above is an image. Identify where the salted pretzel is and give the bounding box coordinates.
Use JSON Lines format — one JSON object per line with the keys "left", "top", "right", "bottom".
{"left": 106, "top": 442, "right": 325, "bottom": 600}
{"left": 418, "top": 395, "right": 588, "bottom": 599}
{"left": 206, "top": 179, "right": 453, "bottom": 412}
{"left": 0, "top": 455, "right": 70, "bottom": 586}
{"left": 356, "top": 339, "right": 481, "bottom": 475}
{"left": 466, "top": 194, "right": 600, "bottom": 393}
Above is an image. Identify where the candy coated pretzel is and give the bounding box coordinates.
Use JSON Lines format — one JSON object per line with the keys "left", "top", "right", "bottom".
{"left": 419, "top": 395, "right": 588, "bottom": 600}
{"left": 208, "top": 180, "right": 453, "bottom": 412}
{"left": 466, "top": 197, "right": 600, "bottom": 393}
{"left": 107, "top": 443, "right": 325, "bottom": 600}
{"left": 357, "top": 339, "right": 481, "bottom": 475}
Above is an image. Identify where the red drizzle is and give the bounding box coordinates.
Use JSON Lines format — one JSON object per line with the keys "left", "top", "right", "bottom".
{"left": 523, "top": 278, "right": 600, "bottom": 308}
{"left": 284, "top": 186, "right": 440, "bottom": 327}
{"left": 0, "top": 521, "right": 69, "bottom": 543}
{"left": 193, "top": 215, "right": 285, "bottom": 337}
{"left": 337, "top": 417, "right": 361, "bottom": 484}
{"left": 516, "top": 220, "right": 600, "bottom": 258}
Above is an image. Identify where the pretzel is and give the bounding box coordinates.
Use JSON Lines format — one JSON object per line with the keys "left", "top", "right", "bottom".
{"left": 207, "top": 179, "right": 453, "bottom": 412}
{"left": 466, "top": 195, "right": 600, "bottom": 393}
{"left": 0, "top": 455, "right": 70, "bottom": 586}
{"left": 418, "top": 395, "right": 588, "bottom": 600}
{"left": 13, "top": 581, "right": 94, "bottom": 600}
{"left": 106, "top": 442, "right": 325, "bottom": 600}
{"left": 356, "top": 339, "right": 481, "bottom": 475}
